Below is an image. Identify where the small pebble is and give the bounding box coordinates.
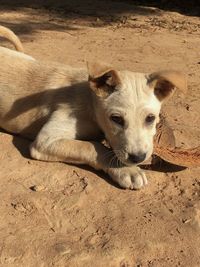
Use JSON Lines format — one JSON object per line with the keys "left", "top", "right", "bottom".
{"left": 182, "top": 218, "right": 192, "bottom": 224}
{"left": 29, "top": 185, "right": 45, "bottom": 192}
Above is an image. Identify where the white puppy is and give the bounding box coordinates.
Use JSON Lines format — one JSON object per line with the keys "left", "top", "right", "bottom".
{"left": 0, "top": 26, "right": 187, "bottom": 189}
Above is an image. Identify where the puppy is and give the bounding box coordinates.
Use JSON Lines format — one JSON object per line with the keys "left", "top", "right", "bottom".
{"left": 0, "top": 26, "right": 187, "bottom": 189}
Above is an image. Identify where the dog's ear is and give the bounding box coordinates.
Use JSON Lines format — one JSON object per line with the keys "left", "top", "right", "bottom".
{"left": 87, "top": 61, "right": 121, "bottom": 98}
{"left": 148, "top": 70, "right": 187, "bottom": 101}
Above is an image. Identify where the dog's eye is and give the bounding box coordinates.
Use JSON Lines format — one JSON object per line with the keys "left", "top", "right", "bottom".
{"left": 145, "top": 114, "right": 156, "bottom": 124}
{"left": 110, "top": 115, "right": 124, "bottom": 127}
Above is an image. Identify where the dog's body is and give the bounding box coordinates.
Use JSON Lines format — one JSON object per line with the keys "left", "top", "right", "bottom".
{"left": 0, "top": 26, "right": 187, "bottom": 189}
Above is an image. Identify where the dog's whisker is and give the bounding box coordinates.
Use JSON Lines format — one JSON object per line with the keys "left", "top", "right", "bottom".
{"left": 109, "top": 155, "right": 116, "bottom": 169}
{"left": 101, "top": 150, "right": 116, "bottom": 164}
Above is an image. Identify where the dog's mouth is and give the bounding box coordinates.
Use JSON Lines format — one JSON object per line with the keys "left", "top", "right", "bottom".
{"left": 106, "top": 145, "right": 131, "bottom": 166}
{"left": 103, "top": 138, "right": 150, "bottom": 166}
{"left": 103, "top": 139, "right": 126, "bottom": 165}
{"left": 113, "top": 148, "right": 150, "bottom": 166}
{"left": 120, "top": 156, "right": 140, "bottom": 166}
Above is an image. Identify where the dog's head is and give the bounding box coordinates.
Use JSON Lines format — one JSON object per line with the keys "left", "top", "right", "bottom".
{"left": 88, "top": 62, "right": 187, "bottom": 165}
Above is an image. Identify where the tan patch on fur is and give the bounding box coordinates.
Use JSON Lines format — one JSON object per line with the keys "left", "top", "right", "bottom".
{"left": 87, "top": 61, "right": 121, "bottom": 97}
{"left": 148, "top": 70, "right": 187, "bottom": 101}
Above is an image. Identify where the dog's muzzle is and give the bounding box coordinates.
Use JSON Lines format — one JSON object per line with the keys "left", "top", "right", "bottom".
{"left": 128, "top": 152, "right": 146, "bottom": 164}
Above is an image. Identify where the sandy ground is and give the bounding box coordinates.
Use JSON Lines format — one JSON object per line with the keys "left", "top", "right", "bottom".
{"left": 0, "top": 2, "right": 200, "bottom": 266}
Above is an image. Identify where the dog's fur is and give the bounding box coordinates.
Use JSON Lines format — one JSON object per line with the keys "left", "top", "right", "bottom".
{"left": 0, "top": 26, "right": 187, "bottom": 189}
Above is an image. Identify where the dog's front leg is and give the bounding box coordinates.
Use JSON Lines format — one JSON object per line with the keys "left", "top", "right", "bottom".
{"left": 30, "top": 138, "right": 113, "bottom": 171}
{"left": 30, "top": 137, "right": 147, "bottom": 190}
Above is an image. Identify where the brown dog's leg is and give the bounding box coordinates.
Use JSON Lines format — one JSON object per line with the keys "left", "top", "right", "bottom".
{"left": 30, "top": 139, "right": 147, "bottom": 189}
{"left": 31, "top": 139, "right": 112, "bottom": 171}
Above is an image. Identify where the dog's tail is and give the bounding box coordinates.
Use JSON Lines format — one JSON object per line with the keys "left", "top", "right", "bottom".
{"left": 0, "top": 25, "right": 24, "bottom": 52}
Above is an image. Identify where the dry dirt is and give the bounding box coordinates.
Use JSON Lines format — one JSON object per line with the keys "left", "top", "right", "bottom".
{"left": 0, "top": 2, "right": 200, "bottom": 267}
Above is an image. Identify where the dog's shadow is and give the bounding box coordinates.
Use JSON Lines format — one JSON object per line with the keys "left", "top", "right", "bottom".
{"left": 12, "top": 134, "right": 31, "bottom": 158}
{"left": 141, "top": 156, "right": 186, "bottom": 173}
{"left": 0, "top": 128, "right": 31, "bottom": 158}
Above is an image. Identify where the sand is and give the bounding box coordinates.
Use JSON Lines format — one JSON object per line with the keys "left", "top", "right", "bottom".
{"left": 0, "top": 2, "right": 199, "bottom": 266}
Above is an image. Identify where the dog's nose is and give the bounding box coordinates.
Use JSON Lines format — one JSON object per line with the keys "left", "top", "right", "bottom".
{"left": 128, "top": 153, "right": 146, "bottom": 164}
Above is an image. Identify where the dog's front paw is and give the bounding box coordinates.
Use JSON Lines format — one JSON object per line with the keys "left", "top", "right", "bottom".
{"left": 108, "top": 166, "right": 148, "bottom": 190}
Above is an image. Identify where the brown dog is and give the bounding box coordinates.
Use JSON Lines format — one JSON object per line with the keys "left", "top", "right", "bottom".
{"left": 0, "top": 26, "right": 187, "bottom": 189}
